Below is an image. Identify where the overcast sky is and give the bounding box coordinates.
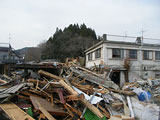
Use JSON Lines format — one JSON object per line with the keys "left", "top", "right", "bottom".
{"left": 0, "top": 0, "right": 160, "bottom": 49}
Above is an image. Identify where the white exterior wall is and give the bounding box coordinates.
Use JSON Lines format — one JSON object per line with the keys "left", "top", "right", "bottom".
{"left": 120, "top": 71, "right": 125, "bottom": 87}
{"left": 86, "top": 41, "right": 160, "bottom": 83}
{"left": 85, "top": 44, "right": 104, "bottom": 68}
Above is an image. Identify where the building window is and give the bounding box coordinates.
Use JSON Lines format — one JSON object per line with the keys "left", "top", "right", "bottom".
{"left": 3, "top": 55, "right": 7, "bottom": 60}
{"left": 88, "top": 52, "right": 92, "bottom": 61}
{"left": 129, "top": 50, "right": 137, "bottom": 59}
{"left": 143, "top": 51, "right": 153, "bottom": 60}
{"left": 112, "top": 48, "right": 122, "bottom": 58}
{"left": 95, "top": 48, "right": 101, "bottom": 59}
{"left": 155, "top": 73, "right": 160, "bottom": 78}
{"left": 155, "top": 51, "right": 160, "bottom": 60}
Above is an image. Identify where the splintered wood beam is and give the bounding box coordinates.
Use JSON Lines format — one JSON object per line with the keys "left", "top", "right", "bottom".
{"left": 65, "top": 94, "right": 84, "bottom": 102}
{"left": 38, "top": 70, "right": 64, "bottom": 81}
{"left": 72, "top": 64, "right": 103, "bottom": 79}
{"left": 28, "top": 78, "right": 61, "bottom": 87}
{"left": 98, "top": 104, "right": 110, "bottom": 118}
{"left": 30, "top": 96, "right": 67, "bottom": 116}
{"left": 64, "top": 104, "right": 74, "bottom": 118}
{"left": 36, "top": 101, "right": 56, "bottom": 120}
{"left": 77, "top": 78, "right": 86, "bottom": 84}
{"left": 0, "top": 102, "right": 35, "bottom": 120}
{"left": 71, "top": 81, "right": 94, "bottom": 93}
{"left": 17, "top": 95, "right": 31, "bottom": 101}
{"left": 108, "top": 88, "right": 136, "bottom": 96}
{"left": 65, "top": 103, "right": 82, "bottom": 117}
{"left": 59, "top": 80, "right": 104, "bottom": 119}
{"left": 59, "top": 80, "right": 78, "bottom": 95}
{"left": 81, "top": 99, "right": 104, "bottom": 118}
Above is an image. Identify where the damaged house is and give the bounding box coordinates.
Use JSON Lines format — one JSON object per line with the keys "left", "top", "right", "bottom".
{"left": 85, "top": 34, "right": 160, "bottom": 87}
{"left": 0, "top": 43, "right": 21, "bottom": 74}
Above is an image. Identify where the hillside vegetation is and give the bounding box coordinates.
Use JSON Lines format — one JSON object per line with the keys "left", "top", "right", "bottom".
{"left": 41, "top": 23, "right": 99, "bottom": 61}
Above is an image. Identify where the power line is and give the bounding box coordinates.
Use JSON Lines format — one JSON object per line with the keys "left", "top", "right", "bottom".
{"left": 106, "top": 34, "right": 160, "bottom": 42}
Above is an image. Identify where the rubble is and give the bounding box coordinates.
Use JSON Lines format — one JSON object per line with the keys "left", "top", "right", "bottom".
{"left": 0, "top": 60, "right": 159, "bottom": 120}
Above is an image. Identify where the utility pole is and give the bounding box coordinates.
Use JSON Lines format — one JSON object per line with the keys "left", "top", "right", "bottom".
{"left": 125, "top": 31, "right": 128, "bottom": 37}
{"left": 9, "top": 33, "right": 11, "bottom": 44}
{"left": 139, "top": 29, "right": 148, "bottom": 45}
{"left": 8, "top": 33, "right": 12, "bottom": 60}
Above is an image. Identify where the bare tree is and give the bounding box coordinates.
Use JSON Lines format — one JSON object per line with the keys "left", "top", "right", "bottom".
{"left": 24, "top": 48, "right": 41, "bottom": 62}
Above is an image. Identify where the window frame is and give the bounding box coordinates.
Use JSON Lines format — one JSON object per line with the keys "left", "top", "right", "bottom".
{"left": 95, "top": 48, "right": 101, "bottom": 59}
{"left": 155, "top": 51, "right": 160, "bottom": 60}
{"left": 112, "top": 48, "right": 122, "bottom": 59}
{"left": 128, "top": 49, "right": 137, "bottom": 59}
{"left": 143, "top": 50, "right": 153, "bottom": 60}
{"left": 88, "top": 52, "right": 93, "bottom": 61}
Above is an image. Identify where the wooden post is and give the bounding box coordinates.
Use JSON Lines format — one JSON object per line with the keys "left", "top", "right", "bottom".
{"left": 59, "top": 80, "right": 104, "bottom": 118}
{"left": 38, "top": 70, "right": 64, "bottom": 81}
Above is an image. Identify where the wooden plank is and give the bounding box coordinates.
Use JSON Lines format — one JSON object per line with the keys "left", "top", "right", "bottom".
{"left": 28, "top": 78, "right": 61, "bottom": 87}
{"left": 30, "top": 96, "right": 67, "bottom": 116}
{"left": 65, "top": 94, "right": 84, "bottom": 102}
{"left": 98, "top": 104, "right": 110, "bottom": 118}
{"left": 36, "top": 101, "right": 56, "bottom": 120}
{"left": 59, "top": 80, "right": 78, "bottom": 95}
{"left": 111, "top": 102, "right": 123, "bottom": 108}
{"left": 59, "top": 80, "right": 104, "bottom": 118}
{"left": 30, "top": 87, "right": 51, "bottom": 98}
{"left": 19, "top": 91, "right": 41, "bottom": 98}
{"left": 81, "top": 99, "right": 104, "bottom": 118}
{"left": 64, "top": 104, "right": 74, "bottom": 118}
{"left": 77, "top": 78, "right": 86, "bottom": 84}
{"left": 17, "top": 95, "right": 31, "bottom": 101}
{"left": 0, "top": 102, "right": 35, "bottom": 120}
{"left": 72, "top": 64, "right": 103, "bottom": 79}
{"left": 38, "top": 70, "right": 64, "bottom": 81}
{"left": 65, "top": 103, "right": 82, "bottom": 117}
{"left": 71, "top": 81, "right": 94, "bottom": 94}
{"left": 71, "top": 67, "right": 119, "bottom": 89}
{"left": 108, "top": 88, "right": 136, "bottom": 96}
{"left": 109, "top": 115, "right": 134, "bottom": 120}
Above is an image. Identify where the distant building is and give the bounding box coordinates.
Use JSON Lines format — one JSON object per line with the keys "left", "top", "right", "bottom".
{"left": 0, "top": 43, "right": 21, "bottom": 63}
{"left": 0, "top": 43, "right": 22, "bottom": 74}
{"left": 85, "top": 35, "right": 160, "bottom": 86}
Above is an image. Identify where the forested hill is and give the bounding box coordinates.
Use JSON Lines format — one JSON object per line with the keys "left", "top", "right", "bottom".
{"left": 41, "top": 23, "right": 99, "bottom": 61}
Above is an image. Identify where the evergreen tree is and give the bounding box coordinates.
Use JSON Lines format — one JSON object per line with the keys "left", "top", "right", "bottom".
{"left": 41, "top": 23, "right": 99, "bottom": 61}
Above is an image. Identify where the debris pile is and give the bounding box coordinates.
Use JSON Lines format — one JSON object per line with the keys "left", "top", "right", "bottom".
{"left": 0, "top": 61, "right": 159, "bottom": 120}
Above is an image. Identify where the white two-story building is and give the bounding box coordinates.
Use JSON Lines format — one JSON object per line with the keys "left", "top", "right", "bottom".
{"left": 85, "top": 36, "right": 160, "bottom": 86}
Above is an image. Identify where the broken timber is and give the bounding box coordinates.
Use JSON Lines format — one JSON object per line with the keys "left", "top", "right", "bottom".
{"left": 36, "top": 101, "right": 56, "bottom": 120}
{"left": 0, "top": 102, "right": 35, "bottom": 120}
{"left": 30, "top": 96, "right": 67, "bottom": 116}
{"left": 38, "top": 70, "right": 64, "bottom": 81}
{"left": 70, "top": 67, "right": 119, "bottom": 89}
{"left": 59, "top": 80, "right": 104, "bottom": 118}
{"left": 108, "top": 88, "right": 136, "bottom": 96}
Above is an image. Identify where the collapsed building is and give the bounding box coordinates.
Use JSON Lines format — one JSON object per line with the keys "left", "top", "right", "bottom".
{"left": 85, "top": 34, "right": 160, "bottom": 87}
{"left": 0, "top": 37, "right": 159, "bottom": 120}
